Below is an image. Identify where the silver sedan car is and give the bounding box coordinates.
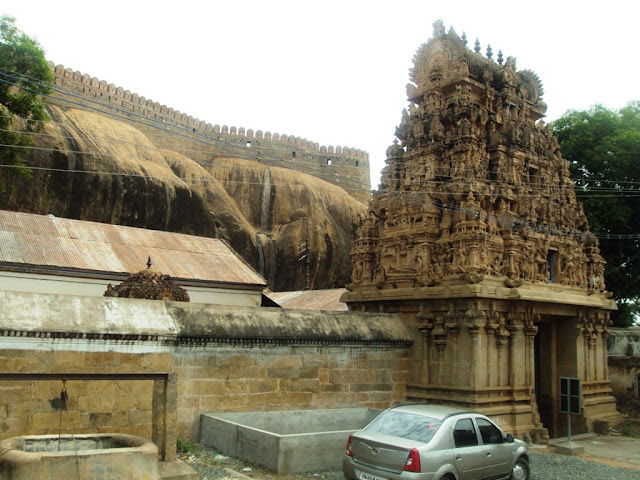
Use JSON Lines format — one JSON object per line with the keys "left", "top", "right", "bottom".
{"left": 343, "top": 404, "right": 529, "bottom": 480}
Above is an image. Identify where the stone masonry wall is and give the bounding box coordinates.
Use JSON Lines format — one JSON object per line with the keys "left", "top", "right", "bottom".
{"left": 48, "top": 63, "right": 371, "bottom": 203}
{"left": 0, "top": 344, "right": 409, "bottom": 443}
{"left": 0, "top": 349, "right": 168, "bottom": 441}
{"left": 174, "top": 345, "right": 410, "bottom": 440}
{"left": 0, "top": 292, "right": 413, "bottom": 445}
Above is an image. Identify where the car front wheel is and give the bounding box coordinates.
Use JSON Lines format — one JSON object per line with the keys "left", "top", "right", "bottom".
{"left": 510, "top": 457, "right": 529, "bottom": 480}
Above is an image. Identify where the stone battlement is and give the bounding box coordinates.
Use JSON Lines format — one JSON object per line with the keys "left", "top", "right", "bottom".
{"left": 48, "top": 62, "right": 371, "bottom": 202}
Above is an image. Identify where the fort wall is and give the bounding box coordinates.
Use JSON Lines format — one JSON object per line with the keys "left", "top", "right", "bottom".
{"left": 48, "top": 63, "right": 371, "bottom": 203}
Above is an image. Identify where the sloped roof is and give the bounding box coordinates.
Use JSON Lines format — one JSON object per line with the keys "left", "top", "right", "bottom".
{"left": 0, "top": 210, "right": 266, "bottom": 288}
{"left": 267, "top": 289, "right": 348, "bottom": 311}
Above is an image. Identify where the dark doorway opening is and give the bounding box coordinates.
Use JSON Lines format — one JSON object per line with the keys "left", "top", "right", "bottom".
{"left": 535, "top": 321, "right": 556, "bottom": 437}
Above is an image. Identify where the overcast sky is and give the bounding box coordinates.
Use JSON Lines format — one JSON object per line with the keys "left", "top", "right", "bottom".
{"left": 4, "top": 1, "right": 639, "bottom": 189}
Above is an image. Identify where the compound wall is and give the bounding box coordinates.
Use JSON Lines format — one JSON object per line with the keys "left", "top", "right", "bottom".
{"left": 0, "top": 291, "right": 411, "bottom": 447}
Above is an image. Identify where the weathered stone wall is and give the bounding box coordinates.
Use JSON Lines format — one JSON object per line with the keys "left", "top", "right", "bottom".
{"left": 173, "top": 346, "right": 409, "bottom": 439}
{"left": 48, "top": 63, "right": 371, "bottom": 203}
{"left": 0, "top": 292, "right": 412, "bottom": 445}
{"left": 0, "top": 350, "right": 166, "bottom": 441}
{"left": 0, "top": 344, "right": 409, "bottom": 443}
{"left": 608, "top": 328, "right": 640, "bottom": 400}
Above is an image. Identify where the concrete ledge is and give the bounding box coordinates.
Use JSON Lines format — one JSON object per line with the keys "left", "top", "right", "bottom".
{"left": 169, "top": 303, "right": 413, "bottom": 345}
{"left": 554, "top": 441, "right": 585, "bottom": 455}
{"left": 0, "top": 291, "right": 413, "bottom": 347}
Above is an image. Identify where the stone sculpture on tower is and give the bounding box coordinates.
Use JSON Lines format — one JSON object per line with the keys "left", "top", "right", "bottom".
{"left": 343, "top": 20, "right": 618, "bottom": 439}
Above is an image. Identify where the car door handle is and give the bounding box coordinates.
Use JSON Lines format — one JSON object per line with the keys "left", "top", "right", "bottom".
{"left": 455, "top": 455, "right": 462, "bottom": 460}
{"left": 486, "top": 452, "right": 492, "bottom": 457}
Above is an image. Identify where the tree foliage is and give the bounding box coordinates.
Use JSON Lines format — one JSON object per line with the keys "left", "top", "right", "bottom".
{"left": 0, "top": 15, "right": 53, "bottom": 193}
{"left": 552, "top": 102, "right": 640, "bottom": 327}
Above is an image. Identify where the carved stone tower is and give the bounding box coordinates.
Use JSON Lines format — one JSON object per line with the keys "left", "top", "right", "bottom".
{"left": 343, "top": 20, "right": 618, "bottom": 439}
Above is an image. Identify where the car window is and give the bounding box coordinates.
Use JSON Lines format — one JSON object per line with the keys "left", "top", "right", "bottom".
{"left": 453, "top": 418, "right": 478, "bottom": 447}
{"left": 365, "top": 410, "right": 442, "bottom": 443}
{"left": 476, "top": 418, "right": 504, "bottom": 445}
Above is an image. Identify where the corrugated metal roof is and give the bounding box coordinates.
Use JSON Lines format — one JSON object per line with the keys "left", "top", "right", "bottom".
{"left": 0, "top": 210, "right": 266, "bottom": 287}
{"left": 267, "top": 289, "right": 348, "bottom": 311}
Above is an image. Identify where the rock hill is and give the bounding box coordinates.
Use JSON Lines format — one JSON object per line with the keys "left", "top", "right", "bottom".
{"left": 0, "top": 105, "right": 368, "bottom": 291}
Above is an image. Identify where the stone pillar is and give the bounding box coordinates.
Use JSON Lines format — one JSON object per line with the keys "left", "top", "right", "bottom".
{"left": 596, "top": 321, "right": 609, "bottom": 382}
{"left": 417, "top": 309, "right": 434, "bottom": 386}
{"left": 433, "top": 315, "right": 448, "bottom": 385}
{"left": 507, "top": 315, "right": 525, "bottom": 387}
{"left": 524, "top": 320, "right": 538, "bottom": 389}
{"left": 464, "top": 303, "right": 485, "bottom": 389}
{"left": 495, "top": 313, "right": 510, "bottom": 388}
{"left": 485, "top": 319, "right": 496, "bottom": 388}
{"left": 468, "top": 325, "right": 480, "bottom": 389}
{"left": 601, "top": 328, "right": 610, "bottom": 382}
{"left": 418, "top": 326, "right": 432, "bottom": 385}
{"left": 152, "top": 373, "right": 177, "bottom": 461}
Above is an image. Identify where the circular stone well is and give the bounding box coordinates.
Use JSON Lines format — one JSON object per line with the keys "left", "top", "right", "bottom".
{"left": 0, "top": 433, "right": 159, "bottom": 479}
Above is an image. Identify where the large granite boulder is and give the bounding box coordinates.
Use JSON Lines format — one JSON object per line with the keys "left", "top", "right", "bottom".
{"left": 0, "top": 105, "right": 367, "bottom": 290}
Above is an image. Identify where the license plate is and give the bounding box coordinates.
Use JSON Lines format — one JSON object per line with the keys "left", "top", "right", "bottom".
{"left": 357, "top": 471, "right": 388, "bottom": 480}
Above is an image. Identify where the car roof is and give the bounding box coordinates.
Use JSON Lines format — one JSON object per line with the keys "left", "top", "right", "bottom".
{"left": 386, "top": 404, "right": 476, "bottom": 420}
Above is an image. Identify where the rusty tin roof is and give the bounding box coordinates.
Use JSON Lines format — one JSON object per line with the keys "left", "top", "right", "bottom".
{"left": 0, "top": 210, "right": 266, "bottom": 288}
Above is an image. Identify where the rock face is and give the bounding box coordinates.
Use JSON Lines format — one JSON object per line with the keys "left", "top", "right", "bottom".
{"left": 0, "top": 105, "right": 367, "bottom": 291}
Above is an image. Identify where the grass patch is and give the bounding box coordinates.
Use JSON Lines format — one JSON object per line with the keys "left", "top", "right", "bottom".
{"left": 616, "top": 419, "right": 640, "bottom": 438}
{"left": 177, "top": 439, "right": 198, "bottom": 456}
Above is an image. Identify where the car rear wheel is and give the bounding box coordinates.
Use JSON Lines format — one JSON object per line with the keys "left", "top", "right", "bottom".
{"left": 510, "top": 457, "right": 529, "bottom": 480}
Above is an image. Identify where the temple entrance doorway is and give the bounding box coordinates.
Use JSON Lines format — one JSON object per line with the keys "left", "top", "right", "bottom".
{"left": 534, "top": 315, "right": 585, "bottom": 438}
{"left": 535, "top": 319, "right": 558, "bottom": 437}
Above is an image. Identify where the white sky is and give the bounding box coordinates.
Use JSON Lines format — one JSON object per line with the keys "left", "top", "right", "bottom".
{"left": 4, "top": 1, "right": 639, "bottom": 189}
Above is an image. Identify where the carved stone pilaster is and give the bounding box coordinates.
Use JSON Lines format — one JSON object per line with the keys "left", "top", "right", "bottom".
{"left": 417, "top": 307, "right": 434, "bottom": 385}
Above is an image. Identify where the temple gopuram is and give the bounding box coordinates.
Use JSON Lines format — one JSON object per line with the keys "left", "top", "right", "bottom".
{"left": 343, "top": 20, "right": 619, "bottom": 439}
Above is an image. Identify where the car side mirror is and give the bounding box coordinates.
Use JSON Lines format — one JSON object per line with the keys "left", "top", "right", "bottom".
{"left": 505, "top": 434, "right": 514, "bottom": 443}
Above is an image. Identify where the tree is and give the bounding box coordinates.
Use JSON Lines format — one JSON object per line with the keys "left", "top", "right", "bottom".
{"left": 552, "top": 102, "right": 640, "bottom": 327}
{"left": 0, "top": 15, "right": 53, "bottom": 193}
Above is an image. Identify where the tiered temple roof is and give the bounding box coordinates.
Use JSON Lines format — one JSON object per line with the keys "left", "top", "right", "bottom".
{"left": 348, "top": 20, "right": 606, "bottom": 293}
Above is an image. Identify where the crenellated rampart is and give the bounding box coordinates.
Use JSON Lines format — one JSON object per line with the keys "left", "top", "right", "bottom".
{"left": 48, "top": 62, "right": 371, "bottom": 202}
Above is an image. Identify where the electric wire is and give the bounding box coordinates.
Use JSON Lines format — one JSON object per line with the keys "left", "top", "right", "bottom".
{"left": 0, "top": 67, "right": 634, "bottom": 198}
{"left": 2, "top": 68, "right": 640, "bottom": 243}
{"left": 0, "top": 68, "right": 371, "bottom": 190}
{"left": 7, "top": 123, "right": 637, "bottom": 195}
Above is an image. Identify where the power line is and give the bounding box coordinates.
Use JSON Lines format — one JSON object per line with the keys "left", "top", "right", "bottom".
{"left": 0, "top": 163, "right": 363, "bottom": 195}
{"left": 3, "top": 68, "right": 640, "bottom": 242}
{"left": 0, "top": 68, "right": 372, "bottom": 189}
{"left": 0, "top": 124, "right": 369, "bottom": 173}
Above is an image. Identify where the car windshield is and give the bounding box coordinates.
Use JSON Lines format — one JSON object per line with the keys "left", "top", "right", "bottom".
{"left": 365, "top": 410, "right": 442, "bottom": 444}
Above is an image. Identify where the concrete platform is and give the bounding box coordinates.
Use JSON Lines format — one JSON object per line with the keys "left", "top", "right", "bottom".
{"left": 200, "top": 408, "right": 381, "bottom": 473}
{"left": 550, "top": 433, "right": 640, "bottom": 466}
{"left": 553, "top": 440, "right": 584, "bottom": 455}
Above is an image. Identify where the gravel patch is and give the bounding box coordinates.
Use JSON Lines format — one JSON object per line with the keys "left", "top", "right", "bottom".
{"left": 529, "top": 451, "right": 640, "bottom": 480}
{"left": 183, "top": 448, "right": 640, "bottom": 480}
